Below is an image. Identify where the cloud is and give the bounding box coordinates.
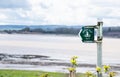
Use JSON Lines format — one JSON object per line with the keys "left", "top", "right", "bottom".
{"left": 27, "top": 0, "right": 92, "bottom": 25}
{"left": 0, "top": 8, "right": 46, "bottom": 25}
{"left": 91, "top": 0, "right": 120, "bottom": 8}
{"left": 0, "top": 0, "right": 120, "bottom": 26}
{"left": 0, "top": 0, "right": 30, "bottom": 9}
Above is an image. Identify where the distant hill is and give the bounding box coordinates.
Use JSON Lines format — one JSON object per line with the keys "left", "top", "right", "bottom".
{"left": 0, "top": 25, "right": 120, "bottom": 38}
{"left": 0, "top": 25, "right": 26, "bottom": 30}
{"left": 0, "top": 25, "right": 81, "bottom": 31}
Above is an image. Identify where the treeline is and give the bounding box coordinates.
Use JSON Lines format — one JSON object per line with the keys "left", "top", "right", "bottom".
{"left": 0, "top": 26, "right": 120, "bottom": 38}
{"left": 103, "top": 27, "right": 120, "bottom": 38}
{"left": 0, "top": 27, "right": 81, "bottom": 35}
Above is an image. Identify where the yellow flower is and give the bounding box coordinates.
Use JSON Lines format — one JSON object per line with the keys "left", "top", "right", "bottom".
{"left": 96, "top": 66, "right": 102, "bottom": 73}
{"left": 103, "top": 65, "right": 111, "bottom": 73}
{"left": 68, "top": 67, "right": 76, "bottom": 72}
{"left": 70, "top": 56, "right": 78, "bottom": 66}
{"left": 85, "top": 71, "right": 94, "bottom": 77}
{"left": 109, "top": 72, "right": 116, "bottom": 77}
{"left": 70, "top": 59, "right": 77, "bottom": 65}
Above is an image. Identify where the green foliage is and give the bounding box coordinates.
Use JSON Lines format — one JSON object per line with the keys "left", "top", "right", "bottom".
{"left": 40, "top": 73, "right": 49, "bottom": 77}
{"left": 85, "top": 71, "right": 95, "bottom": 77}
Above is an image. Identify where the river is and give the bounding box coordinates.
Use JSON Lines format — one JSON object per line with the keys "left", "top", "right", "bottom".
{"left": 0, "top": 34, "right": 120, "bottom": 73}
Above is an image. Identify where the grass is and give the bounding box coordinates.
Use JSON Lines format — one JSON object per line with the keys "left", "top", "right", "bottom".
{"left": 0, "top": 69, "right": 85, "bottom": 77}
{"left": 0, "top": 69, "right": 67, "bottom": 77}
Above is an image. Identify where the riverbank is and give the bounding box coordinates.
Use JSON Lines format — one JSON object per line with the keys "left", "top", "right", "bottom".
{"left": 0, "top": 53, "right": 94, "bottom": 73}
{"left": 0, "top": 53, "right": 120, "bottom": 73}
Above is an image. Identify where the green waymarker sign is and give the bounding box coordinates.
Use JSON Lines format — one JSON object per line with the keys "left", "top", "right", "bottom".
{"left": 79, "top": 26, "right": 94, "bottom": 43}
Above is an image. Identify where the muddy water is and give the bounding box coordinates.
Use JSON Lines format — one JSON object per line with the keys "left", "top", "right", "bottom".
{"left": 0, "top": 34, "right": 120, "bottom": 73}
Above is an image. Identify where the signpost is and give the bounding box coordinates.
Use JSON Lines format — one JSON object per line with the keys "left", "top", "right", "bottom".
{"left": 79, "top": 21, "right": 103, "bottom": 77}
{"left": 96, "top": 21, "right": 103, "bottom": 77}
{"left": 80, "top": 26, "right": 94, "bottom": 43}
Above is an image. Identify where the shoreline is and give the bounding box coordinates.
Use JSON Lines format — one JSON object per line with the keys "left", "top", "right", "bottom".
{"left": 0, "top": 53, "right": 120, "bottom": 72}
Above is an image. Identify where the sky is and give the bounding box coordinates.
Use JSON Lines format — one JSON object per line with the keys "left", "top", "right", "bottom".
{"left": 0, "top": 0, "right": 120, "bottom": 26}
